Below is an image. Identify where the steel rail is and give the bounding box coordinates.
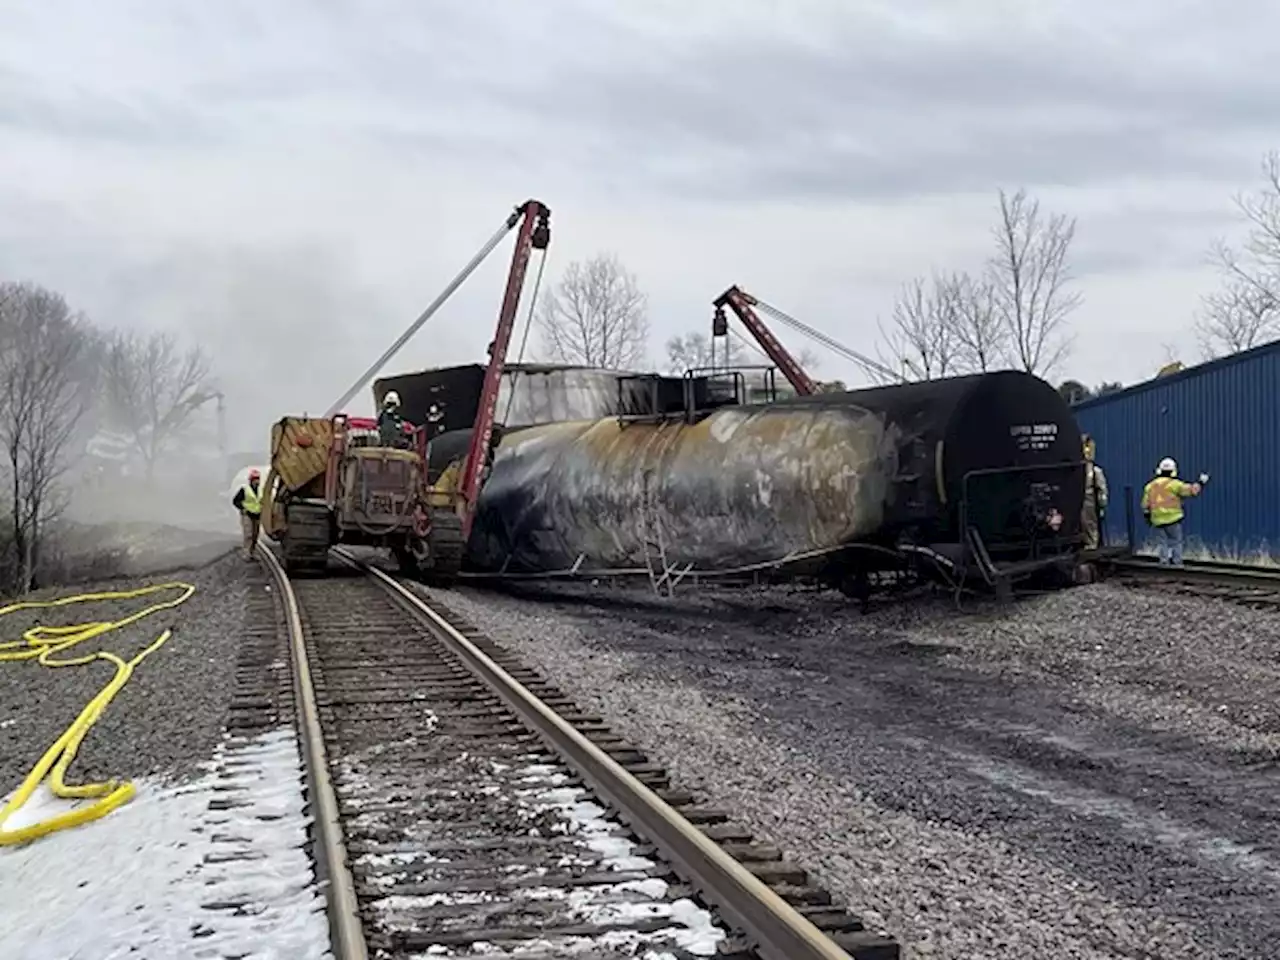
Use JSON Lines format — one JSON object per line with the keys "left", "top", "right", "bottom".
{"left": 337, "top": 548, "right": 855, "bottom": 960}
{"left": 256, "top": 542, "right": 369, "bottom": 960}
{"left": 1112, "top": 556, "right": 1280, "bottom": 589}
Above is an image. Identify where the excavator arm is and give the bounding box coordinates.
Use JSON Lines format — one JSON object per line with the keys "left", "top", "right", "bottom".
{"left": 457, "top": 199, "right": 552, "bottom": 538}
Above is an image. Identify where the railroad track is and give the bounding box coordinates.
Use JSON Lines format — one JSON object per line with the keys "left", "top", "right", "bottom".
{"left": 256, "top": 544, "right": 898, "bottom": 960}
{"left": 1109, "top": 556, "right": 1280, "bottom": 610}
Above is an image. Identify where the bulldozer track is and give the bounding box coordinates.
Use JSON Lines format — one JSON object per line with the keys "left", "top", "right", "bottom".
{"left": 256, "top": 543, "right": 898, "bottom": 960}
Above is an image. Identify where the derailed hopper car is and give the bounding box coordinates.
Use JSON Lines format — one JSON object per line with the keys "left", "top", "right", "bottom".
{"left": 424, "top": 369, "right": 1086, "bottom": 594}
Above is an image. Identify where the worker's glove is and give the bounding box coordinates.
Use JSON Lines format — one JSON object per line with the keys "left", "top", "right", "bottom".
{"left": 1142, "top": 509, "right": 1152, "bottom": 525}
{"left": 1198, "top": 472, "right": 1210, "bottom": 485}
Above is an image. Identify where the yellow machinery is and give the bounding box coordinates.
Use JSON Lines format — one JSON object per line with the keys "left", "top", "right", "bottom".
{"left": 261, "top": 414, "right": 464, "bottom": 578}
{"left": 262, "top": 198, "right": 552, "bottom": 578}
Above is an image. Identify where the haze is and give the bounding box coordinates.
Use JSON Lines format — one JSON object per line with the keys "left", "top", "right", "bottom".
{"left": 2, "top": 1, "right": 1275, "bottom": 457}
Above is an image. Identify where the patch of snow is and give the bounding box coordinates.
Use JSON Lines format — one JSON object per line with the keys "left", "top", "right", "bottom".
{"left": 0, "top": 727, "right": 331, "bottom": 959}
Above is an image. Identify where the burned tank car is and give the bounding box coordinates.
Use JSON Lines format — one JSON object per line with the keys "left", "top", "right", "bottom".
{"left": 782, "top": 370, "right": 1086, "bottom": 572}
{"left": 430, "top": 369, "right": 1084, "bottom": 581}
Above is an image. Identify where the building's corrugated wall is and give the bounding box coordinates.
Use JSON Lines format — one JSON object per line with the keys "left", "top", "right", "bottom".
{"left": 1074, "top": 341, "right": 1280, "bottom": 556}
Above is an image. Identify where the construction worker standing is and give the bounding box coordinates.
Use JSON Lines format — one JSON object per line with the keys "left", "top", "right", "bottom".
{"left": 232, "top": 468, "right": 263, "bottom": 561}
{"left": 1141, "top": 458, "right": 1210, "bottom": 566}
{"left": 1081, "top": 434, "right": 1109, "bottom": 550}
{"left": 378, "top": 391, "right": 406, "bottom": 447}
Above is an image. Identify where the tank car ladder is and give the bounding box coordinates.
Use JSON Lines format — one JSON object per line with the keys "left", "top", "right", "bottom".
{"left": 638, "top": 423, "right": 692, "bottom": 597}
{"left": 640, "top": 468, "right": 675, "bottom": 596}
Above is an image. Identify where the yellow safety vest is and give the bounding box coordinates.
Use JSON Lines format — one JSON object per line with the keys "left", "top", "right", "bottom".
{"left": 240, "top": 482, "right": 262, "bottom": 515}
{"left": 1141, "top": 476, "right": 1192, "bottom": 527}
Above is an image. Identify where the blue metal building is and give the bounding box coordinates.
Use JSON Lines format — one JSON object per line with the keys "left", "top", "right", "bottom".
{"left": 1073, "top": 340, "right": 1280, "bottom": 557}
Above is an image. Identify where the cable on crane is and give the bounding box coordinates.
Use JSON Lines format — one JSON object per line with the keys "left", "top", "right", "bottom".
{"left": 0, "top": 581, "right": 196, "bottom": 846}
{"left": 751, "top": 297, "right": 905, "bottom": 384}
{"left": 502, "top": 245, "right": 551, "bottom": 426}
{"left": 326, "top": 207, "right": 527, "bottom": 417}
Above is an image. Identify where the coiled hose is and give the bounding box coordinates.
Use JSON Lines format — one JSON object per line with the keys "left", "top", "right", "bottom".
{"left": 0, "top": 581, "right": 196, "bottom": 846}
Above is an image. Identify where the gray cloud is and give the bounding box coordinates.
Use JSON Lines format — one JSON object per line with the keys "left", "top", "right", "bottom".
{"left": 473, "top": 4, "right": 1280, "bottom": 200}
{"left": 0, "top": 0, "right": 1274, "bottom": 394}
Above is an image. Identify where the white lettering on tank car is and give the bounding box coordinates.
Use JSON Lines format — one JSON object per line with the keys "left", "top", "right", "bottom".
{"left": 1009, "top": 422, "right": 1059, "bottom": 451}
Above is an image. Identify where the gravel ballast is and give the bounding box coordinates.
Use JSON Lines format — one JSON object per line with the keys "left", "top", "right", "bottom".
{"left": 417, "top": 578, "right": 1280, "bottom": 960}
{"left": 0, "top": 551, "right": 265, "bottom": 791}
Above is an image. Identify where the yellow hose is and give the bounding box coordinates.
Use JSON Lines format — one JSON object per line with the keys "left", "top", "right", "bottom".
{"left": 0, "top": 581, "right": 196, "bottom": 846}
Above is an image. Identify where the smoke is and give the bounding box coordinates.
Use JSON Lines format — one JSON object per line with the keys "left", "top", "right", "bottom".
{"left": 23, "top": 237, "right": 407, "bottom": 547}
{"left": 0, "top": 201, "right": 496, "bottom": 565}
{"left": 98, "top": 239, "right": 405, "bottom": 454}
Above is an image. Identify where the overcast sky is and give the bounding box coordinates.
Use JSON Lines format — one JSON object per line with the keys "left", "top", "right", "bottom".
{"left": 2, "top": 1, "right": 1275, "bottom": 449}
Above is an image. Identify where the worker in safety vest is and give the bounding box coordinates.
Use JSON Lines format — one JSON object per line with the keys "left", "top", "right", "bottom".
{"left": 377, "top": 391, "right": 407, "bottom": 447}
{"left": 1141, "top": 458, "right": 1209, "bottom": 566}
{"left": 1081, "top": 434, "right": 1109, "bottom": 550}
{"left": 232, "top": 468, "right": 263, "bottom": 561}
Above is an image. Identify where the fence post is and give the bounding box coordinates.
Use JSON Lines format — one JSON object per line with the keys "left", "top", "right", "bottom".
{"left": 1123, "top": 484, "right": 1136, "bottom": 554}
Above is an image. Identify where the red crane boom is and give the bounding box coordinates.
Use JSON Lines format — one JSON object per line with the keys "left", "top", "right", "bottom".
{"left": 457, "top": 199, "right": 551, "bottom": 538}
{"left": 713, "top": 285, "right": 818, "bottom": 396}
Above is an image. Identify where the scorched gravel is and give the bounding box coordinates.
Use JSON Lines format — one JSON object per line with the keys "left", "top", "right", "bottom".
{"left": 416, "top": 578, "right": 1280, "bottom": 960}
{"left": 0, "top": 552, "right": 263, "bottom": 792}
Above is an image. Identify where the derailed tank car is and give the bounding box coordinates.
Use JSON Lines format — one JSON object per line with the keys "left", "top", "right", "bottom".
{"left": 421, "top": 369, "right": 1085, "bottom": 593}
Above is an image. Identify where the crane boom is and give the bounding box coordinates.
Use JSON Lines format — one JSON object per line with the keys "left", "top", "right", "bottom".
{"left": 457, "top": 199, "right": 552, "bottom": 538}
{"left": 714, "top": 285, "right": 906, "bottom": 388}
{"left": 713, "top": 286, "right": 818, "bottom": 395}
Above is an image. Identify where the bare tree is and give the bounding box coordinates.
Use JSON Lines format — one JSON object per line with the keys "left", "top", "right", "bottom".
{"left": 950, "top": 273, "right": 1006, "bottom": 372}
{"left": 665, "top": 331, "right": 733, "bottom": 373}
{"left": 0, "top": 282, "right": 92, "bottom": 592}
{"left": 1198, "top": 152, "right": 1280, "bottom": 357}
{"left": 103, "top": 329, "right": 216, "bottom": 480}
{"left": 536, "top": 253, "right": 649, "bottom": 369}
{"left": 877, "top": 274, "right": 959, "bottom": 380}
{"left": 988, "top": 188, "right": 1081, "bottom": 377}
{"left": 1195, "top": 277, "right": 1278, "bottom": 357}
{"left": 666, "top": 326, "right": 822, "bottom": 384}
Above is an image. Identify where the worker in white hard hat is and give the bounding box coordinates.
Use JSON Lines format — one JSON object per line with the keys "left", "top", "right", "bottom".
{"left": 425, "top": 402, "right": 446, "bottom": 439}
{"left": 232, "top": 467, "right": 263, "bottom": 561}
{"left": 1141, "top": 457, "right": 1210, "bottom": 566}
{"left": 377, "top": 390, "right": 407, "bottom": 447}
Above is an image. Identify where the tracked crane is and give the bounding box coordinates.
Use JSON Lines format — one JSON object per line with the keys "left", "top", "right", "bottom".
{"left": 261, "top": 199, "right": 551, "bottom": 577}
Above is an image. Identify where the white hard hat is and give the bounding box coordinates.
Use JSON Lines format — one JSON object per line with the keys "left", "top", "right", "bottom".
{"left": 1158, "top": 457, "right": 1177, "bottom": 475}
{"left": 384, "top": 390, "right": 401, "bottom": 407}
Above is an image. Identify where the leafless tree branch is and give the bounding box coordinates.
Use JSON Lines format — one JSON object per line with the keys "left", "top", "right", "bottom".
{"left": 0, "top": 281, "right": 91, "bottom": 592}
{"left": 536, "top": 253, "right": 650, "bottom": 369}
{"left": 988, "top": 188, "right": 1081, "bottom": 377}
{"left": 103, "top": 329, "right": 215, "bottom": 479}
{"left": 1195, "top": 275, "right": 1279, "bottom": 358}
{"left": 950, "top": 273, "right": 1006, "bottom": 373}
{"left": 665, "top": 332, "right": 715, "bottom": 374}
{"left": 877, "top": 274, "right": 960, "bottom": 380}
{"left": 1199, "top": 151, "right": 1280, "bottom": 357}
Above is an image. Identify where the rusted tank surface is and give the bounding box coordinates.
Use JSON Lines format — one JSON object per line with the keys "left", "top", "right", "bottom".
{"left": 459, "top": 403, "right": 897, "bottom": 572}
{"left": 432, "top": 369, "right": 1084, "bottom": 575}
